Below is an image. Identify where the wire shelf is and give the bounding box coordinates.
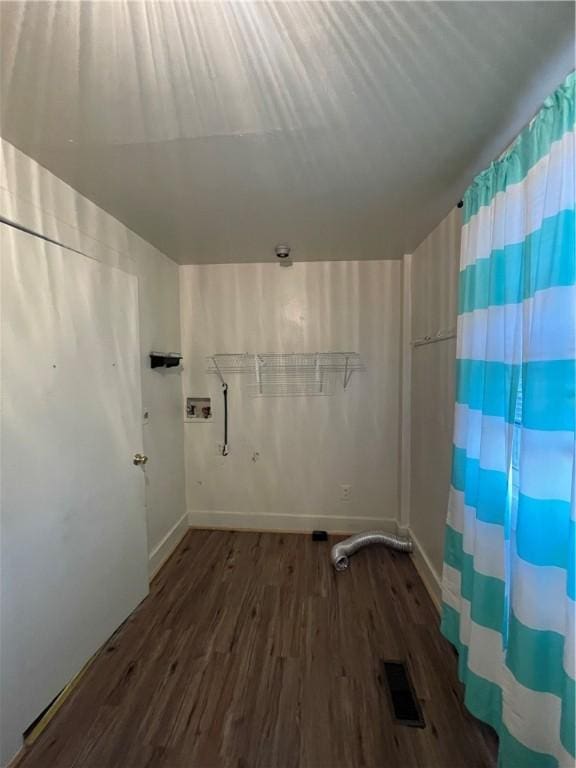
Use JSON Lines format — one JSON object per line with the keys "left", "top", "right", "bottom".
{"left": 207, "top": 352, "right": 364, "bottom": 395}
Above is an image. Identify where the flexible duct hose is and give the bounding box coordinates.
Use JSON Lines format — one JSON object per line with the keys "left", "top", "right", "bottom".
{"left": 331, "top": 530, "right": 413, "bottom": 571}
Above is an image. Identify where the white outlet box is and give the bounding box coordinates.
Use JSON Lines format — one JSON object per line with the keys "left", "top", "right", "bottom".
{"left": 340, "top": 484, "right": 352, "bottom": 502}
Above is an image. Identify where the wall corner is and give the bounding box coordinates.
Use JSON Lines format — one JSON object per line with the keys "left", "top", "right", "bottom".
{"left": 399, "top": 253, "right": 412, "bottom": 531}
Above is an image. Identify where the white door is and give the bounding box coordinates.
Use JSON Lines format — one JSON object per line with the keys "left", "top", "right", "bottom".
{"left": 0, "top": 225, "right": 149, "bottom": 765}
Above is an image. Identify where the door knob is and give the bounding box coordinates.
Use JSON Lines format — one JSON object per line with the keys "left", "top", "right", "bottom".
{"left": 133, "top": 453, "right": 148, "bottom": 466}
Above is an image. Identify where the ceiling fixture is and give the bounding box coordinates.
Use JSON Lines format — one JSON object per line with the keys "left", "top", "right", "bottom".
{"left": 275, "top": 244, "right": 291, "bottom": 259}
{"left": 275, "top": 244, "right": 293, "bottom": 268}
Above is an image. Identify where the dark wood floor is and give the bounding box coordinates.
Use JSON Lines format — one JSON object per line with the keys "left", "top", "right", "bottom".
{"left": 15, "top": 530, "right": 497, "bottom": 768}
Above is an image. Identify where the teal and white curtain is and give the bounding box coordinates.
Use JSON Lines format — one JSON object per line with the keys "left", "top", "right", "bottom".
{"left": 442, "top": 72, "right": 575, "bottom": 768}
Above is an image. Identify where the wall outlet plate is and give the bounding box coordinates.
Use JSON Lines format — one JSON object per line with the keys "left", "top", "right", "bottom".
{"left": 340, "top": 484, "right": 352, "bottom": 501}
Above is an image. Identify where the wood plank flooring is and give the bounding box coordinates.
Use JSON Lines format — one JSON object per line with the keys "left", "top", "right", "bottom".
{"left": 15, "top": 530, "right": 498, "bottom": 768}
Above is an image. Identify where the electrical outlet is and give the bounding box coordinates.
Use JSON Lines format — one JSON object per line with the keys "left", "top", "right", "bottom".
{"left": 340, "top": 484, "right": 352, "bottom": 502}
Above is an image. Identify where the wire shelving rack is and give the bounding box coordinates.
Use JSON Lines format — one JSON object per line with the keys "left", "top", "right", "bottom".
{"left": 207, "top": 352, "right": 364, "bottom": 396}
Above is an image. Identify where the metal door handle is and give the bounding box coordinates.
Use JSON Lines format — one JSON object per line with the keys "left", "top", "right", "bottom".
{"left": 133, "top": 453, "right": 148, "bottom": 466}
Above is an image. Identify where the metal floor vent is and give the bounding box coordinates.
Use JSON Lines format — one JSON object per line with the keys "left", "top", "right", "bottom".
{"left": 382, "top": 660, "right": 426, "bottom": 728}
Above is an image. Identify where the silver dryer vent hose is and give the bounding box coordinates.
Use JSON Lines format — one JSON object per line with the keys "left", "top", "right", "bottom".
{"left": 331, "top": 530, "right": 413, "bottom": 571}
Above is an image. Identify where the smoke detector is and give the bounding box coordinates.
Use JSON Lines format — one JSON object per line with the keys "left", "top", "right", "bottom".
{"left": 275, "top": 244, "right": 291, "bottom": 259}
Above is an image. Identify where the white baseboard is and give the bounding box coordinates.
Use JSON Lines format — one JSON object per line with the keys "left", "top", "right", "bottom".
{"left": 6, "top": 747, "right": 23, "bottom": 768}
{"left": 148, "top": 512, "right": 189, "bottom": 580}
{"left": 407, "top": 528, "right": 442, "bottom": 613}
{"left": 187, "top": 510, "right": 397, "bottom": 536}
{"left": 151, "top": 513, "right": 442, "bottom": 612}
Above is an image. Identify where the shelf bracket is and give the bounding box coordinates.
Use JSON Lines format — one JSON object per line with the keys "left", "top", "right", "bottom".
{"left": 315, "top": 353, "right": 323, "bottom": 394}
{"left": 254, "top": 354, "right": 263, "bottom": 395}
{"left": 343, "top": 355, "right": 353, "bottom": 389}
{"left": 210, "top": 356, "right": 225, "bottom": 385}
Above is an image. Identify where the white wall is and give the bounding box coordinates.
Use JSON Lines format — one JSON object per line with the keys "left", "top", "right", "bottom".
{"left": 1, "top": 227, "right": 152, "bottom": 767}
{"left": 408, "top": 208, "right": 461, "bottom": 603}
{"left": 0, "top": 139, "right": 187, "bottom": 574}
{"left": 180, "top": 261, "right": 402, "bottom": 533}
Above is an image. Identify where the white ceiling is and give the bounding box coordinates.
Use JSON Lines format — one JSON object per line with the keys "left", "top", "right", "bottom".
{"left": 1, "top": 1, "right": 574, "bottom": 264}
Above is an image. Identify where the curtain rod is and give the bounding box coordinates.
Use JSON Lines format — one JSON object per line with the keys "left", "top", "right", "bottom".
{"left": 454, "top": 76, "right": 565, "bottom": 212}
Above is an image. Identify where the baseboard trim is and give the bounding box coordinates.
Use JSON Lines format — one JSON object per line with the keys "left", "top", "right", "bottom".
{"left": 151, "top": 514, "right": 442, "bottom": 609}
{"left": 407, "top": 528, "right": 442, "bottom": 613}
{"left": 148, "top": 512, "right": 189, "bottom": 580}
{"left": 187, "top": 510, "right": 397, "bottom": 536}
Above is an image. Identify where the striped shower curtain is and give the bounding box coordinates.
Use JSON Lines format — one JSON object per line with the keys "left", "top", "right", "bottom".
{"left": 441, "top": 72, "right": 575, "bottom": 768}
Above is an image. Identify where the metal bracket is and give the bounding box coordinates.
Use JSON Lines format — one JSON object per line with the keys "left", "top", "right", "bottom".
{"left": 210, "top": 356, "right": 226, "bottom": 385}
